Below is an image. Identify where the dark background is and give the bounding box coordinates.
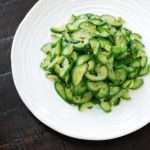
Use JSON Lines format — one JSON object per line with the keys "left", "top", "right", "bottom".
{"left": 0, "top": 0, "right": 150, "bottom": 149}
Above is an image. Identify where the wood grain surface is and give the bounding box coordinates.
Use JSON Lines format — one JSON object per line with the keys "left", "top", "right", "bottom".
{"left": 0, "top": 1, "right": 150, "bottom": 149}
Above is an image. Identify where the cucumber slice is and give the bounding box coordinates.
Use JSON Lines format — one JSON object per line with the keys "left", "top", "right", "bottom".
{"left": 128, "top": 69, "right": 139, "bottom": 79}
{"left": 73, "top": 92, "right": 92, "bottom": 104}
{"left": 63, "top": 44, "right": 74, "bottom": 56}
{"left": 47, "top": 75, "right": 58, "bottom": 80}
{"left": 40, "top": 58, "right": 50, "bottom": 70}
{"left": 54, "top": 58, "right": 70, "bottom": 78}
{"left": 111, "top": 17, "right": 125, "bottom": 27}
{"left": 120, "top": 89, "right": 131, "bottom": 100}
{"left": 95, "top": 65, "right": 108, "bottom": 80}
{"left": 131, "top": 79, "right": 144, "bottom": 89}
{"left": 130, "top": 33, "right": 142, "bottom": 41}
{"left": 86, "top": 66, "right": 108, "bottom": 81}
{"left": 71, "top": 30, "right": 91, "bottom": 42}
{"left": 63, "top": 32, "right": 72, "bottom": 42}
{"left": 72, "top": 64, "right": 88, "bottom": 85}
{"left": 110, "top": 96, "right": 120, "bottom": 106}
{"left": 48, "top": 56, "right": 64, "bottom": 69}
{"left": 53, "top": 39, "right": 62, "bottom": 55}
{"left": 122, "top": 80, "right": 134, "bottom": 89}
{"left": 131, "top": 60, "right": 141, "bottom": 68}
{"left": 90, "top": 38, "right": 100, "bottom": 55}
{"left": 100, "top": 101, "right": 112, "bottom": 112}
{"left": 97, "top": 54, "right": 108, "bottom": 64}
{"left": 80, "top": 22, "right": 96, "bottom": 33}
{"left": 73, "top": 40, "right": 88, "bottom": 50}
{"left": 115, "top": 33, "right": 127, "bottom": 52}
{"left": 136, "top": 49, "right": 146, "bottom": 58}
{"left": 76, "top": 55, "right": 90, "bottom": 65}
{"left": 51, "top": 26, "right": 65, "bottom": 33}
{"left": 101, "top": 15, "right": 115, "bottom": 24}
{"left": 73, "top": 82, "right": 87, "bottom": 95}
{"left": 139, "top": 65, "right": 150, "bottom": 76}
{"left": 65, "top": 87, "right": 73, "bottom": 101}
{"left": 66, "top": 16, "right": 88, "bottom": 32}
{"left": 86, "top": 73, "right": 103, "bottom": 81}
{"left": 90, "top": 19, "right": 105, "bottom": 26}
{"left": 110, "top": 86, "right": 120, "bottom": 96}
{"left": 131, "top": 40, "right": 144, "bottom": 51}
{"left": 140, "top": 56, "right": 148, "bottom": 67}
{"left": 41, "top": 43, "right": 51, "bottom": 54}
{"left": 68, "top": 15, "right": 77, "bottom": 24}
{"left": 115, "top": 69, "right": 127, "bottom": 84}
{"left": 96, "top": 82, "right": 109, "bottom": 98}
{"left": 71, "top": 52, "right": 78, "bottom": 61}
{"left": 79, "top": 102, "right": 94, "bottom": 112}
{"left": 55, "top": 81, "right": 66, "bottom": 100}
{"left": 101, "top": 15, "right": 125, "bottom": 27}
{"left": 66, "top": 23, "right": 79, "bottom": 32}
{"left": 112, "top": 46, "right": 123, "bottom": 55}
{"left": 97, "top": 25, "right": 110, "bottom": 37}
{"left": 87, "top": 81, "right": 102, "bottom": 92}
{"left": 99, "top": 39, "right": 112, "bottom": 51}
{"left": 88, "top": 60, "right": 95, "bottom": 71}
{"left": 108, "top": 66, "right": 116, "bottom": 81}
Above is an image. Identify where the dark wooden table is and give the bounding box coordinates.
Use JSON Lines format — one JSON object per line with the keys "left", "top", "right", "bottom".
{"left": 0, "top": 1, "right": 150, "bottom": 149}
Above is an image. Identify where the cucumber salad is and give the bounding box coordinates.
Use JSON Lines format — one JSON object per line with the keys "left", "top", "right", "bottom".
{"left": 41, "top": 13, "right": 150, "bottom": 112}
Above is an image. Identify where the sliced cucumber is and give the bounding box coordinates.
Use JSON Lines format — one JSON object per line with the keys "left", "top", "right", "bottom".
{"left": 86, "top": 66, "right": 108, "bottom": 81}
{"left": 90, "top": 38, "right": 100, "bottom": 55}
{"left": 65, "top": 87, "right": 73, "bottom": 101}
{"left": 72, "top": 63, "right": 88, "bottom": 85}
{"left": 100, "top": 101, "right": 112, "bottom": 112}
{"left": 73, "top": 92, "right": 92, "bottom": 104}
{"left": 120, "top": 89, "right": 131, "bottom": 100}
{"left": 97, "top": 25, "right": 110, "bottom": 37}
{"left": 41, "top": 43, "right": 51, "bottom": 54}
{"left": 80, "top": 21, "right": 96, "bottom": 33}
{"left": 73, "top": 81, "right": 87, "bottom": 95}
{"left": 90, "top": 19, "right": 105, "bottom": 26}
{"left": 51, "top": 26, "right": 65, "bottom": 33}
{"left": 63, "top": 44, "right": 74, "bottom": 56}
{"left": 47, "top": 75, "right": 58, "bottom": 80}
{"left": 79, "top": 102, "right": 95, "bottom": 112}
{"left": 71, "top": 51, "right": 78, "bottom": 61}
{"left": 53, "top": 38, "right": 62, "bottom": 55}
{"left": 110, "top": 86, "right": 120, "bottom": 96}
{"left": 55, "top": 81, "right": 66, "bottom": 100}
{"left": 128, "top": 69, "right": 139, "bottom": 79}
{"left": 130, "top": 33, "right": 142, "bottom": 41}
{"left": 101, "top": 15, "right": 115, "bottom": 24}
{"left": 99, "top": 39, "right": 112, "bottom": 51}
{"left": 96, "top": 82, "right": 109, "bottom": 98}
{"left": 114, "top": 69, "right": 127, "bottom": 84}
{"left": 111, "top": 17, "right": 125, "bottom": 27}
{"left": 140, "top": 56, "right": 148, "bottom": 67}
{"left": 131, "top": 60, "right": 141, "bottom": 68}
{"left": 76, "top": 55, "right": 90, "bottom": 65}
{"left": 110, "top": 96, "right": 120, "bottom": 106}
{"left": 139, "top": 65, "right": 150, "bottom": 76}
{"left": 97, "top": 54, "right": 108, "bottom": 64}
{"left": 88, "top": 60, "right": 95, "bottom": 71}
{"left": 131, "top": 79, "right": 144, "bottom": 90}
{"left": 41, "top": 13, "right": 150, "bottom": 113}
{"left": 122, "top": 80, "right": 134, "bottom": 89}
{"left": 87, "top": 81, "right": 102, "bottom": 92}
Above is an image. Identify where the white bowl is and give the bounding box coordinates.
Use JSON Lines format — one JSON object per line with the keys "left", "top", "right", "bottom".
{"left": 11, "top": 0, "right": 150, "bottom": 140}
